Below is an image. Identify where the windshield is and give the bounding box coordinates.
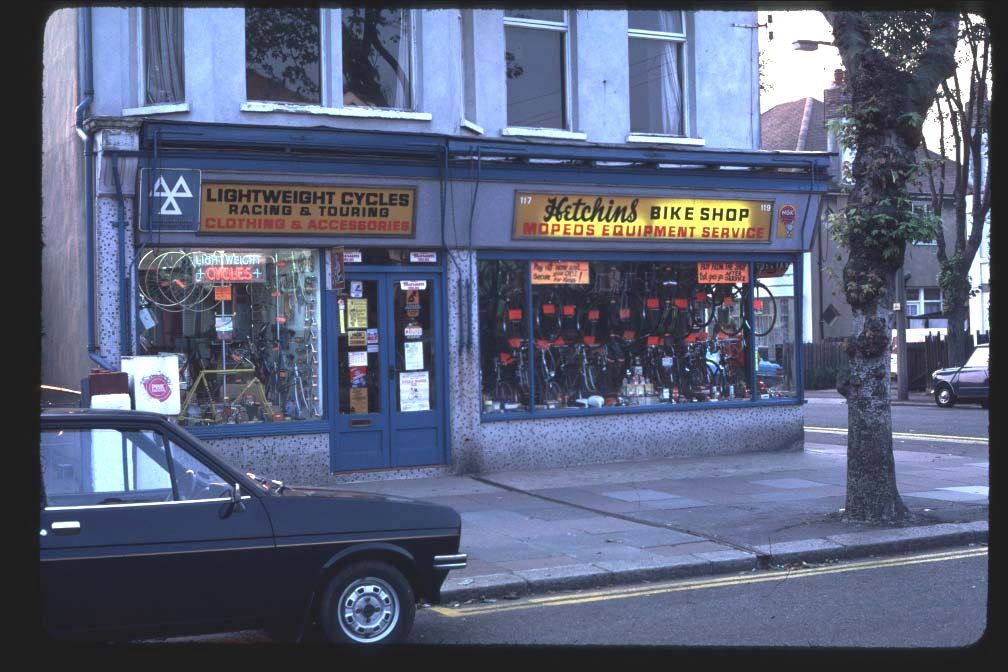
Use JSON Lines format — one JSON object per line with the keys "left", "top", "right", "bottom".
{"left": 965, "top": 347, "right": 989, "bottom": 368}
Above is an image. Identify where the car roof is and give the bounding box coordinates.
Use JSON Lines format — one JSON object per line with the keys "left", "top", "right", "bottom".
{"left": 40, "top": 407, "right": 170, "bottom": 422}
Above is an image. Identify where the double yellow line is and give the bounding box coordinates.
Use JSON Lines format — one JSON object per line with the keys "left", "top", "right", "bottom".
{"left": 432, "top": 547, "right": 987, "bottom": 617}
{"left": 805, "top": 426, "right": 988, "bottom": 445}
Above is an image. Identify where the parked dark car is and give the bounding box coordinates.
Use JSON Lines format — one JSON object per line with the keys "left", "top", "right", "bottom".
{"left": 39, "top": 408, "right": 466, "bottom": 644}
{"left": 928, "top": 343, "right": 989, "bottom": 408}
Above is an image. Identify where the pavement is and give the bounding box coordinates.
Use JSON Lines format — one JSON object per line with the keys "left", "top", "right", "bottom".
{"left": 804, "top": 387, "right": 936, "bottom": 406}
{"left": 331, "top": 418, "right": 988, "bottom": 604}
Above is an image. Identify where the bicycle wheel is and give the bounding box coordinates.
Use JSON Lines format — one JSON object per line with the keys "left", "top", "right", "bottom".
{"left": 750, "top": 282, "right": 778, "bottom": 337}
{"left": 687, "top": 284, "right": 715, "bottom": 329}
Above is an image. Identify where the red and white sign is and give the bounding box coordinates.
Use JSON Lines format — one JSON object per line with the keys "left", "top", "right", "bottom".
{"left": 120, "top": 354, "right": 182, "bottom": 415}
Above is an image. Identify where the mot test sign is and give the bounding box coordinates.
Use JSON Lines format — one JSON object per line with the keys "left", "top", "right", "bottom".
{"left": 513, "top": 192, "right": 774, "bottom": 243}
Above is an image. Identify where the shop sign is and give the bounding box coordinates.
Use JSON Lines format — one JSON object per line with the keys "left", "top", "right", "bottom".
{"left": 757, "top": 261, "right": 790, "bottom": 278}
{"left": 347, "top": 330, "right": 367, "bottom": 347}
{"left": 530, "top": 261, "right": 589, "bottom": 285}
{"left": 513, "top": 192, "right": 773, "bottom": 242}
{"left": 777, "top": 204, "right": 797, "bottom": 239}
{"left": 120, "top": 354, "right": 182, "bottom": 415}
{"left": 400, "top": 280, "right": 427, "bottom": 291}
{"left": 214, "top": 285, "right": 232, "bottom": 302}
{"left": 366, "top": 328, "right": 379, "bottom": 345}
{"left": 215, "top": 315, "right": 234, "bottom": 340}
{"left": 191, "top": 251, "right": 266, "bottom": 284}
{"left": 409, "top": 251, "right": 438, "bottom": 263}
{"left": 697, "top": 262, "right": 749, "bottom": 284}
{"left": 200, "top": 182, "right": 416, "bottom": 237}
{"left": 404, "top": 325, "right": 423, "bottom": 340}
{"left": 344, "top": 249, "right": 363, "bottom": 263}
{"left": 347, "top": 299, "right": 368, "bottom": 329}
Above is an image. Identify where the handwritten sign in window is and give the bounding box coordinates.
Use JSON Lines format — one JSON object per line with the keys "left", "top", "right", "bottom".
{"left": 530, "top": 261, "right": 589, "bottom": 285}
{"left": 697, "top": 262, "right": 749, "bottom": 284}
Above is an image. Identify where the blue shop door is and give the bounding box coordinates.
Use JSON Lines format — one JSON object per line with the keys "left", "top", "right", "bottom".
{"left": 331, "top": 273, "right": 446, "bottom": 471}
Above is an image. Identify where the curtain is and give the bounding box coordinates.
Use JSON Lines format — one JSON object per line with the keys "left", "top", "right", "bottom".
{"left": 144, "top": 8, "right": 185, "bottom": 105}
{"left": 656, "top": 11, "right": 682, "bottom": 135}
{"left": 389, "top": 9, "right": 411, "bottom": 109}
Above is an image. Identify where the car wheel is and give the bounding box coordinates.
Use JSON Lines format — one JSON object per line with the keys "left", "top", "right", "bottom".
{"left": 934, "top": 385, "right": 956, "bottom": 408}
{"left": 318, "top": 561, "right": 415, "bottom": 645}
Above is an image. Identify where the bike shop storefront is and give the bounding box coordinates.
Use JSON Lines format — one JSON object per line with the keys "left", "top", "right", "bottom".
{"left": 133, "top": 163, "right": 451, "bottom": 479}
{"left": 448, "top": 176, "right": 827, "bottom": 473}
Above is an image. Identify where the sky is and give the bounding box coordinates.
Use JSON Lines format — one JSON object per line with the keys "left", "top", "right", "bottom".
{"left": 758, "top": 10, "right": 841, "bottom": 114}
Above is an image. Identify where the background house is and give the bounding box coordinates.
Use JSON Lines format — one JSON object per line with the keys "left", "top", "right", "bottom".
{"left": 760, "top": 69, "right": 980, "bottom": 344}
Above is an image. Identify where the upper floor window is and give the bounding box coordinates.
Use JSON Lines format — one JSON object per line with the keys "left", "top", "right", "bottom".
{"left": 910, "top": 201, "right": 937, "bottom": 246}
{"left": 143, "top": 8, "right": 185, "bottom": 105}
{"left": 907, "top": 287, "right": 947, "bottom": 328}
{"left": 244, "top": 8, "right": 414, "bottom": 111}
{"left": 245, "top": 8, "right": 323, "bottom": 105}
{"left": 342, "top": 8, "right": 412, "bottom": 109}
{"left": 504, "top": 10, "right": 568, "bottom": 129}
{"left": 628, "top": 10, "right": 685, "bottom": 136}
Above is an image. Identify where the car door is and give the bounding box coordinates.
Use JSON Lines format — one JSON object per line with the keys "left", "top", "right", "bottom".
{"left": 955, "top": 347, "right": 989, "bottom": 400}
{"left": 39, "top": 419, "right": 275, "bottom": 637}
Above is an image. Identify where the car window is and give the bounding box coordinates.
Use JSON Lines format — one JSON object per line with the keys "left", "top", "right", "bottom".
{"left": 166, "top": 439, "right": 232, "bottom": 501}
{"left": 41, "top": 428, "right": 174, "bottom": 508}
{"left": 965, "top": 347, "right": 988, "bottom": 369}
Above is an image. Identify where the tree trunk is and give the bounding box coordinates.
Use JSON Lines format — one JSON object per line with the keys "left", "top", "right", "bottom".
{"left": 837, "top": 278, "right": 909, "bottom": 522}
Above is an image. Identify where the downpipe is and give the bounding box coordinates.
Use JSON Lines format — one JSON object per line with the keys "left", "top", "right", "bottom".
{"left": 75, "top": 6, "right": 114, "bottom": 371}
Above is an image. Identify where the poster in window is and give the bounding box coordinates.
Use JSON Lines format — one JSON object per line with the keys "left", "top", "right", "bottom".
{"left": 215, "top": 315, "right": 234, "bottom": 341}
{"left": 348, "top": 330, "right": 367, "bottom": 347}
{"left": 349, "top": 388, "right": 369, "bottom": 414}
{"left": 347, "top": 299, "right": 368, "bottom": 328}
{"left": 404, "top": 341, "right": 424, "bottom": 371}
{"left": 399, "top": 371, "right": 430, "bottom": 412}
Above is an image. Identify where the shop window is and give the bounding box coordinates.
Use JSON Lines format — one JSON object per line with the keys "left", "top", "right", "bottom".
{"left": 479, "top": 259, "right": 764, "bottom": 415}
{"left": 753, "top": 262, "right": 796, "bottom": 398}
{"left": 478, "top": 260, "right": 529, "bottom": 412}
{"left": 504, "top": 10, "right": 568, "bottom": 129}
{"left": 342, "top": 8, "right": 413, "bottom": 109}
{"left": 137, "top": 248, "right": 323, "bottom": 427}
{"left": 245, "top": 8, "right": 323, "bottom": 105}
{"left": 627, "top": 10, "right": 686, "bottom": 136}
{"left": 143, "top": 7, "right": 185, "bottom": 105}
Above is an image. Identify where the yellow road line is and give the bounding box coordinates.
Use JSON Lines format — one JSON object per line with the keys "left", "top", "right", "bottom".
{"left": 432, "top": 547, "right": 987, "bottom": 617}
{"left": 805, "top": 426, "right": 988, "bottom": 444}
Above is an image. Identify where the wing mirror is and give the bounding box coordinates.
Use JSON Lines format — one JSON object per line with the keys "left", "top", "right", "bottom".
{"left": 221, "top": 483, "right": 246, "bottom": 518}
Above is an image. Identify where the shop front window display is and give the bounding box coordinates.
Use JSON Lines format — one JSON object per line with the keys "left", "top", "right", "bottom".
{"left": 137, "top": 248, "right": 323, "bottom": 426}
{"left": 478, "top": 260, "right": 779, "bottom": 414}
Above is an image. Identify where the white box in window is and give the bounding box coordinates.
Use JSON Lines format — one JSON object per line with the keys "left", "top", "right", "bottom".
{"left": 120, "top": 354, "right": 182, "bottom": 415}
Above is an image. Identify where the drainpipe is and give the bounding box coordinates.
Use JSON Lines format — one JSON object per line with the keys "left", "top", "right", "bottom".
{"left": 75, "top": 6, "right": 114, "bottom": 371}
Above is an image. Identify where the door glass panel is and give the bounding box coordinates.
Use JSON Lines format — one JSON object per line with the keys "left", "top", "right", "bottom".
{"left": 394, "top": 279, "right": 436, "bottom": 412}
{"left": 339, "top": 280, "right": 381, "bottom": 414}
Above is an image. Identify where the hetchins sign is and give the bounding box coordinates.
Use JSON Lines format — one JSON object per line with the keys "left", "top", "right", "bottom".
{"left": 200, "top": 183, "right": 416, "bottom": 236}
{"left": 513, "top": 192, "right": 774, "bottom": 242}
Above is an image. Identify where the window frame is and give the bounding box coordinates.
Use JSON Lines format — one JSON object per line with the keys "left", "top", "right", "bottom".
{"left": 626, "top": 9, "right": 690, "bottom": 139}
{"left": 502, "top": 10, "right": 573, "bottom": 132}
{"left": 476, "top": 251, "right": 802, "bottom": 423}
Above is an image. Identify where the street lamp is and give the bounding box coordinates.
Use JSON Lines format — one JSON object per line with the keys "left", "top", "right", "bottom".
{"left": 792, "top": 39, "right": 835, "bottom": 51}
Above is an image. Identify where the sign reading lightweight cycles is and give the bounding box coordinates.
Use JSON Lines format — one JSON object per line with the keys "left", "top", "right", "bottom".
{"left": 513, "top": 192, "right": 774, "bottom": 242}
{"left": 200, "top": 182, "right": 416, "bottom": 236}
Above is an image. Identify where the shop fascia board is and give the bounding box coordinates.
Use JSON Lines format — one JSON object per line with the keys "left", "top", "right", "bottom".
{"left": 138, "top": 149, "right": 830, "bottom": 195}
{"left": 139, "top": 120, "right": 832, "bottom": 174}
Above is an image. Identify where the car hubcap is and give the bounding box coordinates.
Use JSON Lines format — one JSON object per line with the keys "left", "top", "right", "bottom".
{"left": 938, "top": 389, "right": 951, "bottom": 405}
{"left": 338, "top": 578, "right": 399, "bottom": 643}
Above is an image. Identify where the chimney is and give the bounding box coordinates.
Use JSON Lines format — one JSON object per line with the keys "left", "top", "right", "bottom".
{"left": 824, "top": 69, "right": 850, "bottom": 123}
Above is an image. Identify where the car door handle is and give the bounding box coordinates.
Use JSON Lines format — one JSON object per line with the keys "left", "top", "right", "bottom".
{"left": 51, "top": 521, "right": 81, "bottom": 535}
